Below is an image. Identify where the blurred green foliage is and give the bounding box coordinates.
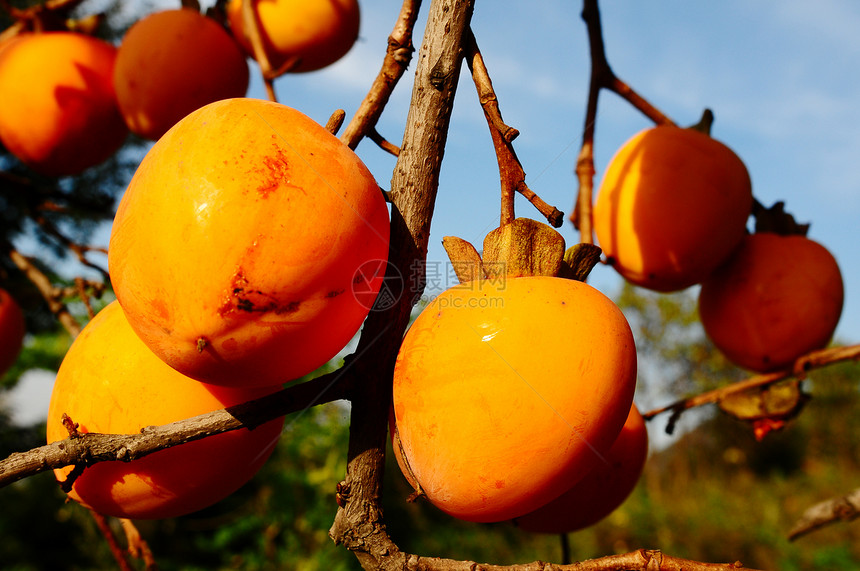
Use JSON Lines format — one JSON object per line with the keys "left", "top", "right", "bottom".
{"left": 2, "top": 287, "right": 860, "bottom": 570}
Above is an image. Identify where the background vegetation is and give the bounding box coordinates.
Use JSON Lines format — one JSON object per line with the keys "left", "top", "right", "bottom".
{"left": 2, "top": 286, "right": 858, "bottom": 570}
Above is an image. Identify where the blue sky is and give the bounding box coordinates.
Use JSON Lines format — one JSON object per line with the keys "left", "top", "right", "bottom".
{"left": 293, "top": 0, "right": 860, "bottom": 344}
{"left": 8, "top": 1, "right": 860, "bottom": 424}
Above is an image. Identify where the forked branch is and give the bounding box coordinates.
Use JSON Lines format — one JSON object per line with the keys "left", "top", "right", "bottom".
{"left": 464, "top": 29, "right": 563, "bottom": 228}
{"left": 572, "top": 0, "right": 675, "bottom": 243}
{"left": 339, "top": 0, "right": 422, "bottom": 152}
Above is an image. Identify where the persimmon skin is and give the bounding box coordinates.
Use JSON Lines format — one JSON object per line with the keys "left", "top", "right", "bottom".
{"left": 0, "top": 32, "right": 128, "bottom": 176}
{"left": 593, "top": 126, "right": 753, "bottom": 292}
{"left": 113, "top": 9, "right": 249, "bottom": 140}
{"left": 45, "top": 302, "right": 285, "bottom": 520}
{"left": 108, "top": 98, "right": 390, "bottom": 388}
{"left": 0, "top": 288, "right": 26, "bottom": 378}
{"left": 513, "top": 404, "right": 648, "bottom": 534}
{"left": 226, "top": 0, "right": 360, "bottom": 73}
{"left": 392, "top": 277, "right": 637, "bottom": 523}
{"left": 698, "top": 232, "right": 844, "bottom": 372}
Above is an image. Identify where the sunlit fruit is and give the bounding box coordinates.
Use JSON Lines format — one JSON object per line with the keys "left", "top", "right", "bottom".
{"left": 513, "top": 404, "right": 648, "bottom": 534}
{"left": 108, "top": 97, "right": 390, "bottom": 387}
{"left": 113, "top": 8, "right": 249, "bottom": 140}
{"left": 0, "top": 32, "right": 128, "bottom": 176}
{"left": 391, "top": 276, "right": 637, "bottom": 523}
{"left": 698, "top": 232, "right": 843, "bottom": 372}
{"left": 226, "top": 0, "right": 360, "bottom": 73}
{"left": 0, "top": 288, "right": 26, "bottom": 378}
{"left": 593, "top": 125, "right": 753, "bottom": 292}
{"left": 45, "top": 301, "right": 285, "bottom": 520}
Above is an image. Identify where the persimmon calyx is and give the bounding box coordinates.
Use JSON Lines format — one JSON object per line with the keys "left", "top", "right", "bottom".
{"left": 442, "top": 236, "right": 487, "bottom": 284}
{"left": 558, "top": 243, "right": 602, "bottom": 282}
{"left": 752, "top": 200, "right": 810, "bottom": 236}
{"left": 482, "top": 217, "right": 565, "bottom": 279}
{"left": 442, "top": 218, "right": 601, "bottom": 283}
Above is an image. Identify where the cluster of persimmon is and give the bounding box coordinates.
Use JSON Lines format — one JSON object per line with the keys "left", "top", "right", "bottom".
{"left": 593, "top": 121, "right": 844, "bottom": 373}
{"left": 390, "top": 218, "right": 648, "bottom": 533}
{"left": 45, "top": 95, "right": 389, "bottom": 519}
{"left": 0, "top": 0, "right": 360, "bottom": 176}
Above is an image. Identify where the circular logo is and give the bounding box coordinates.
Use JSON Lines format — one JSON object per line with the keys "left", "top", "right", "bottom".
{"left": 352, "top": 259, "right": 403, "bottom": 312}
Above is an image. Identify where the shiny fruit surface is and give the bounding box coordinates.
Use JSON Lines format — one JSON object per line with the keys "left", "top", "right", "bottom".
{"left": 45, "top": 301, "right": 285, "bottom": 520}
{"left": 513, "top": 404, "right": 648, "bottom": 534}
{"left": 113, "top": 8, "right": 249, "bottom": 140}
{"left": 593, "top": 126, "right": 752, "bottom": 292}
{"left": 226, "top": 0, "right": 359, "bottom": 73}
{"left": 392, "top": 276, "right": 637, "bottom": 523}
{"left": 0, "top": 32, "right": 128, "bottom": 176}
{"left": 0, "top": 288, "right": 26, "bottom": 378}
{"left": 108, "top": 98, "right": 390, "bottom": 387}
{"left": 698, "top": 232, "right": 843, "bottom": 372}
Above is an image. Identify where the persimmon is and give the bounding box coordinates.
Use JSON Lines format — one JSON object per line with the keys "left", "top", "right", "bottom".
{"left": 698, "top": 232, "right": 844, "bottom": 372}
{"left": 391, "top": 276, "right": 637, "bottom": 523}
{"left": 226, "top": 0, "right": 360, "bottom": 73}
{"left": 108, "top": 98, "right": 390, "bottom": 387}
{"left": 513, "top": 404, "right": 648, "bottom": 534}
{"left": 593, "top": 125, "right": 753, "bottom": 292}
{"left": 45, "top": 301, "right": 286, "bottom": 520}
{"left": 0, "top": 288, "right": 26, "bottom": 378}
{"left": 113, "top": 8, "right": 249, "bottom": 140}
{"left": 0, "top": 32, "right": 128, "bottom": 176}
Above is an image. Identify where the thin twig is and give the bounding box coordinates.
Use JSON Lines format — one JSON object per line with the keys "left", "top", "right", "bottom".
{"left": 464, "top": 28, "right": 563, "bottom": 228}
{"left": 0, "top": 368, "right": 354, "bottom": 488}
{"left": 788, "top": 487, "right": 860, "bottom": 541}
{"left": 339, "top": 0, "right": 422, "bottom": 150}
{"left": 5, "top": 248, "right": 82, "bottom": 337}
{"left": 572, "top": 0, "right": 675, "bottom": 242}
{"left": 642, "top": 344, "right": 860, "bottom": 430}
{"left": 89, "top": 511, "right": 134, "bottom": 571}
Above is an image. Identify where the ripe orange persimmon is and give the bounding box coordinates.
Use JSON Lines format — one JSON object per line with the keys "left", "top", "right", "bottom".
{"left": 0, "top": 288, "right": 26, "bottom": 378}
{"left": 593, "top": 125, "right": 753, "bottom": 292}
{"left": 108, "top": 98, "right": 390, "bottom": 388}
{"left": 391, "top": 277, "right": 637, "bottom": 523}
{"left": 513, "top": 404, "right": 648, "bottom": 534}
{"left": 46, "top": 301, "right": 285, "bottom": 520}
{"left": 226, "top": 0, "right": 360, "bottom": 73}
{"left": 698, "top": 232, "right": 844, "bottom": 372}
{"left": 113, "top": 8, "right": 249, "bottom": 140}
{"left": 0, "top": 32, "right": 128, "bottom": 176}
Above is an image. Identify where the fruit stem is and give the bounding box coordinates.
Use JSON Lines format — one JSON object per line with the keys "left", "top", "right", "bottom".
{"left": 687, "top": 108, "right": 714, "bottom": 135}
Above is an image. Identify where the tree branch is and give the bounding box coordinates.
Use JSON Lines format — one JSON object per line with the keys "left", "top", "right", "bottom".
{"left": 339, "top": 0, "right": 422, "bottom": 151}
{"left": 0, "top": 367, "right": 354, "bottom": 488}
{"left": 642, "top": 344, "right": 860, "bottom": 432}
{"left": 571, "top": 0, "right": 675, "bottom": 242}
{"left": 5, "top": 247, "right": 83, "bottom": 337}
{"left": 464, "top": 28, "right": 563, "bottom": 228}
{"left": 328, "top": 0, "right": 475, "bottom": 567}
{"left": 788, "top": 487, "right": 860, "bottom": 541}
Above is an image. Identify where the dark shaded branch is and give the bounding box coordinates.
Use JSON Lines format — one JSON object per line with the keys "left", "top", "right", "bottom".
{"left": 328, "top": 0, "right": 475, "bottom": 567}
